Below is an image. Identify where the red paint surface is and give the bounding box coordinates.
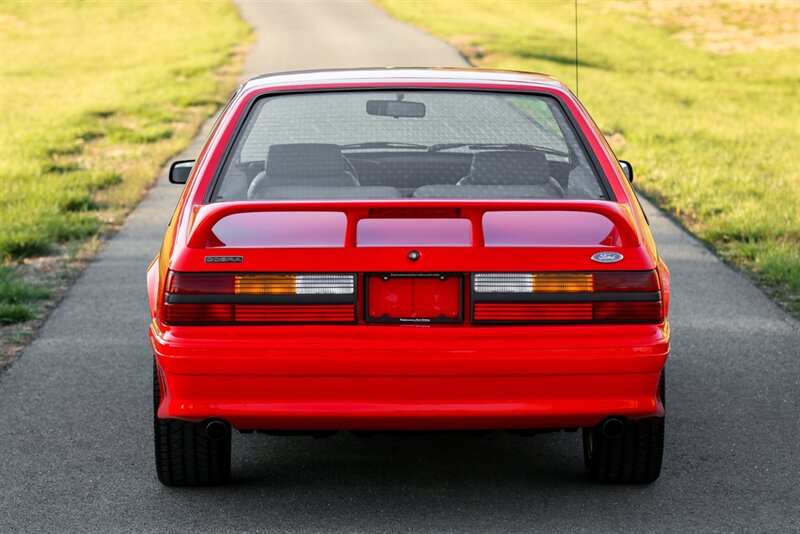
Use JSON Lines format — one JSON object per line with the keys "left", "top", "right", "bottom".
{"left": 150, "top": 322, "right": 668, "bottom": 428}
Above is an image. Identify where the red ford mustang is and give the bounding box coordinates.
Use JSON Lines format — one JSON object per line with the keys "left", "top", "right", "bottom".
{"left": 148, "top": 68, "right": 670, "bottom": 486}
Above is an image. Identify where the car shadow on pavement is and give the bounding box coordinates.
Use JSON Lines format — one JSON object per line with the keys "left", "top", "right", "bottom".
{"left": 231, "top": 430, "right": 589, "bottom": 489}
{"left": 152, "top": 427, "right": 670, "bottom": 531}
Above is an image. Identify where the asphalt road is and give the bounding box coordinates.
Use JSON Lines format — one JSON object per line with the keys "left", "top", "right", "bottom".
{"left": 2, "top": 2, "right": 799, "bottom": 532}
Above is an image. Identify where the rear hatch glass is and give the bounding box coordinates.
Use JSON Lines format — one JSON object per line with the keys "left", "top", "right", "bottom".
{"left": 210, "top": 91, "right": 608, "bottom": 202}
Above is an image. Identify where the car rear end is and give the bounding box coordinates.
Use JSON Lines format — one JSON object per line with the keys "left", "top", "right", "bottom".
{"left": 149, "top": 72, "right": 670, "bottom": 486}
{"left": 153, "top": 200, "right": 668, "bottom": 431}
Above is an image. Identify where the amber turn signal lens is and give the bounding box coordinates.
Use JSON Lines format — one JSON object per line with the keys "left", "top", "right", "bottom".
{"left": 531, "top": 273, "right": 593, "bottom": 293}
{"left": 235, "top": 274, "right": 296, "bottom": 294}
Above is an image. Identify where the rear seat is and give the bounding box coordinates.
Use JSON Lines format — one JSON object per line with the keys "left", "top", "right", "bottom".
{"left": 412, "top": 184, "right": 563, "bottom": 199}
{"left": 254, "top": 186, "right": 401, "bottom": 200}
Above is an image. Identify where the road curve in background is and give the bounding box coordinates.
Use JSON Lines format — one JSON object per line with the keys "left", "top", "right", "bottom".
{"left": 1, "top": 1, "right": 798, "bottom": 532}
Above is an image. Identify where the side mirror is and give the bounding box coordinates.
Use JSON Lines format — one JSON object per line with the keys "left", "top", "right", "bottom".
{"left": 169, "top": 160, "right": 195, "bottom": 184}
{"left": 619, "top": 160, "right": 633, "bottom": 183}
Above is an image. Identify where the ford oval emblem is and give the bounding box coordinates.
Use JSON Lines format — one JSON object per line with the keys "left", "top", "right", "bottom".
{"left": 591, "top": 251, "right": 624, "bottom": 264}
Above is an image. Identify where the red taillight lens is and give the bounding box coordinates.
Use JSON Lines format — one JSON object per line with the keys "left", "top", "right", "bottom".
{"left": 164, "top": 303, "right": 355, "bottom": 325}
{"left": 234, "top": 304, "right": 356, "bottom": 323}
{"left": 593, "top": 271, "right": 660, "bottom": 292}
{"left": 164, "top": 303, "right": 235, "bottom": 324}
{"left": 593, "top": 301, "right": 663, "bottom": 323}
{"left": 474, "top": 303, "right": 593, "bottom": 322}
{"left": 167, "top": 273, "right": 234, "bottom": 294}
{"left": 473, "top": 301, "right": 663, "bottom": 323}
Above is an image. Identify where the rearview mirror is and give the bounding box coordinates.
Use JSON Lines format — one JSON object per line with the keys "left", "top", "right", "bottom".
{"left": 169, "top": 160, "right": 194, "bottom": 184}
{"left": 619, "top": 160, "right": 633, "bottom": 183}
{"left": 366, "top": 99, "right": 426, "bottom": 118}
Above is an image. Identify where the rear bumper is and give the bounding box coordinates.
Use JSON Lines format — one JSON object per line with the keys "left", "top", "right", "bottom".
{"left": 150, "top": 323, "right": 669, "bottom": 430}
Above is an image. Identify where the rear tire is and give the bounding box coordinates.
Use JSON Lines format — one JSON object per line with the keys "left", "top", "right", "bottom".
{"left": 153, "top": 360, "right": 231, "bottom": 486}
{"left": 582, "top": 371, "right": 665, "bottom": 484}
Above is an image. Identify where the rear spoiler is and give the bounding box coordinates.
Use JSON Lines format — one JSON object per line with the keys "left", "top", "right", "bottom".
{"left": 186, "top": 200, "right": 640, "bottom": 249}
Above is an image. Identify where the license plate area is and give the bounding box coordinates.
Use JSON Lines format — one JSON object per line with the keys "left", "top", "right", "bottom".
{"left": 366, "top": 273, "right": 463, "bottom": 323}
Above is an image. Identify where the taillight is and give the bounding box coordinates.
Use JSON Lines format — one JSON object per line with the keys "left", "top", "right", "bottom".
{"left": 163, "top": 272, "right": 356, "bottom": 325}
{"left": 472, "top": 271, "right": 663, "bottom": 324}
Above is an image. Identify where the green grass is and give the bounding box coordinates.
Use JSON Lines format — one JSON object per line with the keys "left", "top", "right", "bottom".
{"left": 0, "top": 266, "right": 49, "bottom": 325}
{"left": 377, "top": 0, "right": 800, "bottom": 316}
{"left": 0, "top": 1, "right": 250, "bottom": 323}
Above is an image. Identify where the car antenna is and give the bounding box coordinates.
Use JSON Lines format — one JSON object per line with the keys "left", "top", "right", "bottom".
{"left": 574, "top": 0, "right": 580, "bottom": 97}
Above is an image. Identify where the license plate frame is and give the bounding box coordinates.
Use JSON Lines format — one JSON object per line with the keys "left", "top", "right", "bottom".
{"left": 365, "top": 273, "right": 463, "bottom": 324}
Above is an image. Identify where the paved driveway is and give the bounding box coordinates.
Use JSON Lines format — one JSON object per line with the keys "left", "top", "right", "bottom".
{"left": 1, "top": 2, "right": 798, "bottom": 532}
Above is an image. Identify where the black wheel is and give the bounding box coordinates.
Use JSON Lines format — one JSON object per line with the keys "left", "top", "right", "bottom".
{"left": 582, "top": 371, "right": 665, "bottom": 484}
{"left": 153, "top": 360, "right": 231, "bottom": 486}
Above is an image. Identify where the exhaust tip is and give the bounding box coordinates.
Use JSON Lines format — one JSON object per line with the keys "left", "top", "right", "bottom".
{"left": 204, "top": 419, "right": 229, "bottom": 440}
{"left": 601, "top": 417, "right": 626, "bottom": 439}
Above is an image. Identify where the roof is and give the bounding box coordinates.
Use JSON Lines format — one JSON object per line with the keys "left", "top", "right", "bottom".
{"left": 242, "top": 67, "right": 566, "bottom": 91}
